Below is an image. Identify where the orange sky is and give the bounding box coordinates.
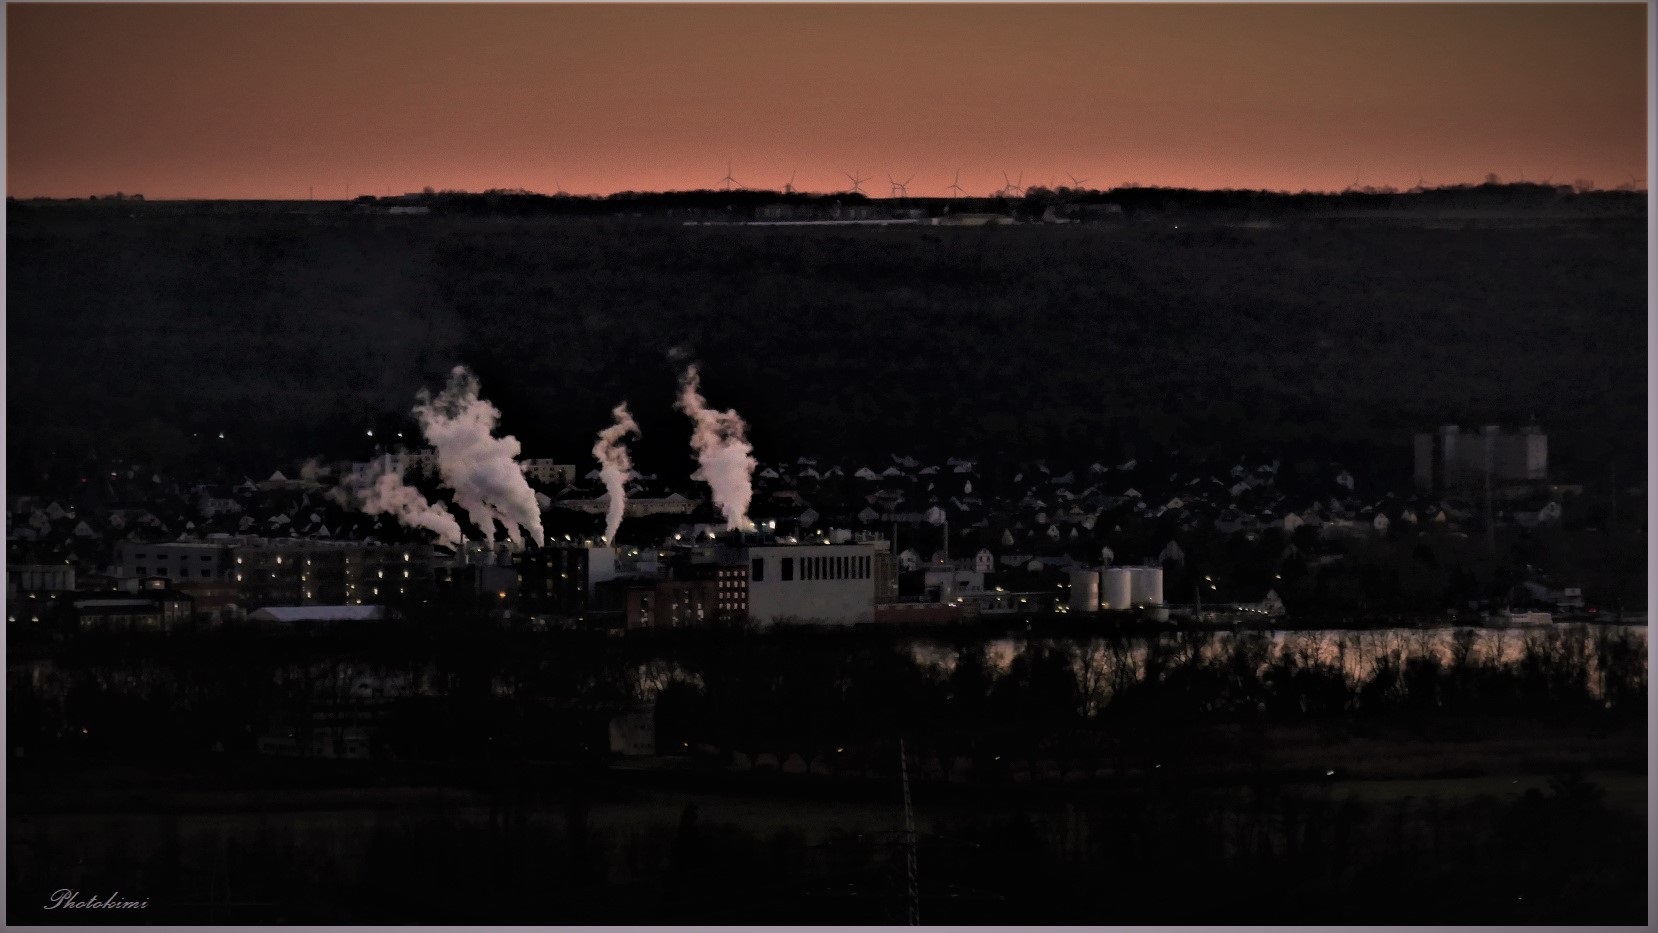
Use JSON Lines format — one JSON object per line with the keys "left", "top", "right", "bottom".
{"left": 6, "top": 3, "right": 1650, "bottom": 199}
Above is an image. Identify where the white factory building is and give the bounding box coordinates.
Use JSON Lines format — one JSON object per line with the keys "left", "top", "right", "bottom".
{"left": 744, "top": 541, "right": 883, "bottom": 626}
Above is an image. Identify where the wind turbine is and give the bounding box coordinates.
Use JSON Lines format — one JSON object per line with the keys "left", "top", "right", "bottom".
{"left": 946, "top": 169, "right": 966, "bottom": 198}
{"left": 718, "top": 161, "right": 741, "bottom": 191}
{"left": 1067, "top": 173, "right": 1090, "bottom": 189}
{"left": 845, "top": 171, "right": 869, "bottom": 195}
{"left": 553, "top": 178, "right": 568, "bottom": 196}
{"left": 783, "top": 171, "right": 798, "bottom": 195}
{"left": 999, "top": 172, "right": 1024, "bottom": 198}
{"left": 889, "top": 174, "right": 914, "bottom": 198}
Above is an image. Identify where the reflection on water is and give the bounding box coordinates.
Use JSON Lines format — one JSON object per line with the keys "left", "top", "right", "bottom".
{"left": 9, "top": 625, "right": 1643, "bottom": 709}
{"left": 908, "top": 625, "right": 1647, "bottom": 702}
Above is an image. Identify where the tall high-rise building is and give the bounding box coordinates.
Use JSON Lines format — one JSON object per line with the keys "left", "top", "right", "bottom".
{"left": 1413, "top": 424, "right": 1547, "bottom": 493}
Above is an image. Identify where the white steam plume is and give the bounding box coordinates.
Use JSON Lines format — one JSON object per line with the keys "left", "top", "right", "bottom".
{"left": 674, "top": 365, "right": 757, "bottom": 533}
{"left": 414, "top": 366, "right": 546, "bottom": 548}
{"left": 299, "top": 457, "right": 332, "bottom": 484}
{"left": 592, "top": 402, "right": 641, "bottom": 544}
{"left": 330, "top": 457, "right": 463, "bottom": 549}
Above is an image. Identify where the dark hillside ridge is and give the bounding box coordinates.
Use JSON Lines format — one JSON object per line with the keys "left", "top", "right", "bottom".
{"left": 15, "top": 180, "right": 1642, "bottom": 219}
{"left": 5, "top": 189, "right": 1645, "bottom": 485}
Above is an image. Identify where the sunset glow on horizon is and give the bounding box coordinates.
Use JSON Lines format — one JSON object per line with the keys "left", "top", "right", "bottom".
{"left": 6, "top": 2, "right": 1649, "bottom": 199}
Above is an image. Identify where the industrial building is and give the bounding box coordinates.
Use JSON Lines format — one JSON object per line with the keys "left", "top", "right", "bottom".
{"left": 7, "top": 564, "right": 76, "bottom": 598}
{"left": 923, "top": 562, "right": 985, "bottom": 602}
{"left": 519, "top": 459, "right": 578, "bottom": 485}
{"left": 615, "top": 538, "right": 884, "bottom": 629}
{"left": 114, "top": 537, "right": 435, "bottom": 607}
{"left": 73, "top": 579, "right": 193, "bottom": 631}
{"left": 90, "top": 525, "right": 891, "bottom": 629}
{"left": 228, "top": 538, "right": 436, "bottom": 608}
{"left": 1066, "top": 565, "right": 1166, "bottom": 614}
{"left": 113, "top": 540, "right": 235, "bottom": 584}
{"left": 516, "top": 541, "right": 621, "bottom": 618}
{"left": 622, "top": 577, "right": 722, "bottom": 630}
{"left": 1413, "top": 424, "right": 1547, "bottom": 493}
{"left": 744, "top": 540, "right": 884, "bottom": 626}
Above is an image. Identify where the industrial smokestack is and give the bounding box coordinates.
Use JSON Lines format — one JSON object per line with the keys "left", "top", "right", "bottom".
{"left": 329, "top": 457, "right": 463, "bottom": 549}
{"left": 674, "top": 364, "right": 758, "bottom": 533}
{"left": 592, "top": 402, "right": 640, "bottom": 545}
{"left": 413, "top": 366, "right": 546, "bottom": 548}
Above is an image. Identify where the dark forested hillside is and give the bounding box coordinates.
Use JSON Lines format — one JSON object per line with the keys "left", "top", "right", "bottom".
{"left": 6, "top": 204, "right": 1646, "bottom": 485}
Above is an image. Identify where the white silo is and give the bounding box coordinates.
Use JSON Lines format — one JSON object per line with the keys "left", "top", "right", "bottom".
{"left": 1128, "top": 565, "right": 1165, "bottom": 607}
{"left": 1102, "top": 566, "right": 1134, "bottom": 610}
{"left": 1067, "top": 568, "right": 1100, "bottom": 612}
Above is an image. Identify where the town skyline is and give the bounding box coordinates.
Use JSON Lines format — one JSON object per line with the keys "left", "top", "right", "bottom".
{"left": 7, "top": 2, "right": 1649, "bottom": 200}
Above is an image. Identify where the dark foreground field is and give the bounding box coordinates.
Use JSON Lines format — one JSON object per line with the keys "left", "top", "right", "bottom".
{"left": 6, "top": 717, "right": 1646, "bottom": 925}
{"left": 6, "top": 203, "right": 1646, "bottom": 481}
{"left": 7, "top": 622, "right": 1647, "bottom": 924}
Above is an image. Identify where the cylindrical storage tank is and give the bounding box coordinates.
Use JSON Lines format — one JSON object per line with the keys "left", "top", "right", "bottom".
{"left": 1067, "top": 568, "right": 1100, "bottom": 612}
{"left": 1102, "top": 567, "right": 1133, "bottom": 610}
{"left": 1128, "top": 565, "right": 1164, "bottom": 607}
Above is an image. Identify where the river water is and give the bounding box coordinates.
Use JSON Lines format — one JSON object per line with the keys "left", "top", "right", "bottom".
{"left": 904, "top": 624, "right": 1647, "bottom": 701}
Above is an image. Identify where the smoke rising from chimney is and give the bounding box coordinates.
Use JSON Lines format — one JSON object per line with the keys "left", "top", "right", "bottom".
{"left": 414, "top": 366, "right": 546, "bottom": 548}
{"left": 299, "top": 458, "right": 332, "bottom": 484}
{"left": 330, "top": 456, "right": 463, "bottom": 549}
{"left": 675, "top": 365, "right": 757, "bottom": 533}
{"left": 592, "top": 402, "right": 640, "bottom": 544}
